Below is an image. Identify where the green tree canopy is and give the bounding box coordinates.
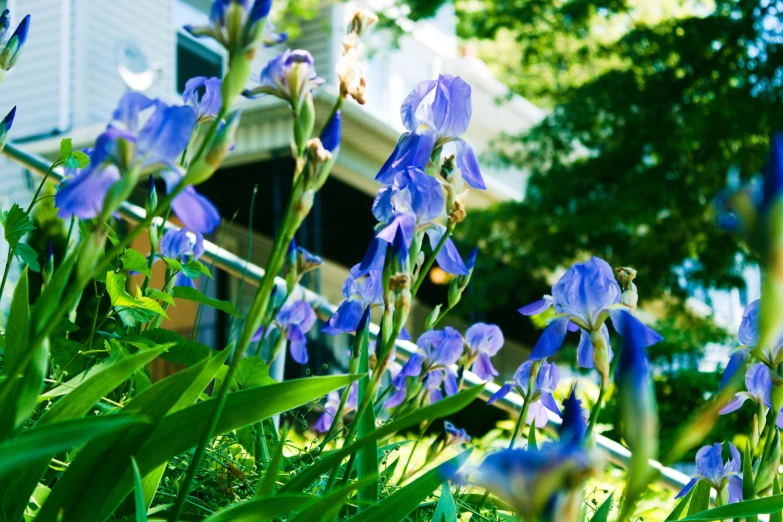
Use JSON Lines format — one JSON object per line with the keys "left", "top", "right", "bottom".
{"left": 397, "top": 0, "right": 783, "bottom": 314}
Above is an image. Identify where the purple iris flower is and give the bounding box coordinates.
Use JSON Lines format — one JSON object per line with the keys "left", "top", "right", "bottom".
{"left": 466, "top": 388, "right": 598, "bottom": 520}
{"left": 55, "top": 93, "right": 220, "bottom": 233}
{"left": 376, "top": 74, "right": 485, "bottom": 190}
{"left": 519, "top": 256, "right": 662, "bottom": 370}
{"left": 735, "top": 299, "right": 783, "bottom": 364}
{"left": 159, "top": 228, "right": 205, "bottom": 288}
{"left": 243, "top": 49, "right": 324, "bottom": 110}
{"left": 444, "top": 421, "right": 471, "bottom": 444}
{"left": 253, "top": 299, "right": 317, "bottom": 364}
{"left": 388, "top": 327, "right": 463, "bottom": 406}
{"left": 489, "top": 360, "right": 561, "bottom": 428}
{"left": 371, "top": 167, "right": 466, "bottom": 275}
{"left": 321, "top": 265, "right": 383, "bottom": 335}
{"left": 676, "top": 443, "right": 743, "bottom": 504}
{"left": 313, "top": 382, "right": 358, "bottom": 433}
{"left": 182, "top": 76, "right": 223, "bottom": 122}
{"left": 463, "top": 323, "right": 504, "bottom": 380}
{"left": 719, "top": 362, "right": 772, "bottom": 415}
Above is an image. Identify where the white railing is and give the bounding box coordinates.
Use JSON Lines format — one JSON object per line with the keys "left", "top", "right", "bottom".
{"left": 2, "top": 141, "right": 692, "bottom": 493}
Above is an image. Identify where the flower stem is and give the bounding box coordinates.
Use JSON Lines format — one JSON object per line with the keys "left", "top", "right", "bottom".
{"left": 411, "top": 224, "right": 454, "bottom": 296}
{"left": 587, "top": 379, "right": 609, "bottom": 436}
{"left": 508, "top": 389, "right": 532, "bottom": 450}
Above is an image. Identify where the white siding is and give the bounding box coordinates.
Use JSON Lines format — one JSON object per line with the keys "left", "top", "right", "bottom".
{"left": 80, "top": 0, "right": 174, "bottom": 125}
{"left": 0, "top": 0, "right": 71, "bottom": 139}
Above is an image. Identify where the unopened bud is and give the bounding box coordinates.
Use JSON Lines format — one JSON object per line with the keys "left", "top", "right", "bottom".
{"left": 0, "top": 14, "right": 29, "bottom": 72}
{"left": 591, "top": 328, "right": 611, "bottom": 385}
{"left": 222, "top": 52, "right": 254, "bottom": 109}
{"left": 0, "top": 105, "right": 15, "bottom": 154}
{"left": 424, "top": 305, "right": 441, "bottom": 331}
{"left": 294, "top": 93, "right": 316, "bottom": 156}
{"left": 185, "top": 111, "right": 241, "bottom": 185}
{"left": 337, "top": 49, "right": 367, "bottom": 105}
{"left": 146, "top": 175, "right": 158, "bottom": 214}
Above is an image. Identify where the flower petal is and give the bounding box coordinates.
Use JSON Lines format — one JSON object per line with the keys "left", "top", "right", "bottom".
{"left": 518, "top": 297, "right": 552, "bottom": 316}
{"left": 487, "top": 384, "right": 512, "bottom": 405}
{"left": 455, "top": 138, "right": 485, "bottom": 190}
{"left": 400, "top": 79, "right": 437, "bottom": 131}
{"left": 472, "top": 352, "right": 498, "bottom": 381}
{"left": 529, "top": 316, "right": 570, "bottom": 360}
{"left": 55, "top": 166, "right": 121, "bottom": 220}
{"left": 321, "top": 298, "right": 364, "bottom": 335}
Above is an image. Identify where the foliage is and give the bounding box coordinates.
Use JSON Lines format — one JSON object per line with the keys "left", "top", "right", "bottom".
{"left": 1, "top": 1, "right": 783, "bottom": 522}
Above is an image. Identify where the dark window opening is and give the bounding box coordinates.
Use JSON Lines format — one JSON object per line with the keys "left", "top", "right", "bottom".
{"left": 176, "top": 33, "right": 223, "bottom": 94}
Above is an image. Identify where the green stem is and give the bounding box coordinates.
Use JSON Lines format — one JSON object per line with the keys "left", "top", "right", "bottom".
{"left": 398, "top": 419, "right": 434, "bottom": 485}
{"left": 411, "top": 224, "right": 454, "bottom": 296}
{"left": 167, "top": 152, "right": 306, "bottom": 522}
{"left": 508, "top": 389, "right": 532, "bottom": 450}
{"left": 587, "top": 379, "right": 608, "bottom": 436}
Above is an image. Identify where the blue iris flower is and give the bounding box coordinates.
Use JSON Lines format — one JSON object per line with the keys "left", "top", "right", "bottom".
{"left": 676, "top": 443, "right": 743, "bottom": 504}
{"left": 376, "top": 74, "right": 485, "bottom": 190}
{"left": 489, "top": 360, "right": 561, "bottom": 428}
{"left": 386, "top": 327, "right": 464, "bottom": 407}
{"left": 519, "top": 256, "right": 662, "bottom": 370}
{"left": 243, "top": 49, "right": 324, "bottom": 111}
{"left": 253, "top": 299, "right": 317, "bottom": 364}
{"left": 55, "top": 93, "right": 221, "bottom": 234}
{"left": 158, "top": 228, "right": 205, "bottom": 288}
{"left": 466, "top": 388, "right": 598, "bottom": 521}
{"left": 182, "top": 76, "right": 223, "bottom": 122}
{"left": 462, "top": 322, "right": 504, "bottom": 381}
{"left": 321, "top": 264, "right": 384, "bottom": 335}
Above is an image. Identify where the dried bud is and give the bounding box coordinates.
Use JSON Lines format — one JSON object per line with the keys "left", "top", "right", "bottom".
{"left": 448, "top": 194, "right": 468, "bottom": 226}
{"left": 348, "top": 9, "right": 378, "bottom": 37}
{"left": 616, "top": 266, "right": 639, "bottom": 312}
{"left": 389, "top": 273, "right": 411, "bottom": 292}
{"left": 305, "top": 138, "right": 332, "bottom": 166}
{"left": 337, "top": 48, "right": 367, "bottom": 105}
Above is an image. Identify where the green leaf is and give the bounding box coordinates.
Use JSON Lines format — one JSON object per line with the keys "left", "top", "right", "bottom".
{"left": 283, "top": 385, "right": 484, "bottom": 493}
{"left": 743, "top": 442, "right": 755, "bottom": 517}
{"left": 681, "top": 495, "right": 783, "bottom": 520}
{"left": 349, "top": 449, "right": 471, "bottom": 522}
{"left": 0, "top": 415, "right": 145, "bottom": 480}
{"left": 355, "top": 317, "right": 378, "bottom": 511}
{"left": 202, "top": 494, "right": 315, "bottom": 522}
{"left": 235, "top": 356, "right": 276, "bottom": 390}
{"left": 256, "top": 424, "right": 290, "bottom": 497}
{"left": 59, "top": 137, "right": 72, "bottom": 159}
{"left": 182, "top": 260, "right": 212, "bottom": 279}
{"left": 289, "top": 479, "right": 371, "bottom": 522}
{"left": 145, "top": 288, "right": 175, "bottom": 306}
{"left": 0, "top": 345, "right": 170, "bottom": 522}
{"left": 172, "top": 285, "right": 240, "bottom": 316}
{"left": 71, "top": 150, "right": 90, "bottom": 167}
{"left": 106, "top": 272, "right": 167, "bottom": 327}
{"left": 122, "top": 329, "right": 211, "bottom": 367}
{"left": 432, "top": 481, "right": 457, "bottom": 522}
{"left": 131, "top": 456, "right": 147, "bottom": 522}
{"left": 15, "top": 242, "right": 40, "bottom": 272}
{"left": 666, "top": 486, "right": 694, "bottom": 521}
{"left": 1, "top": 203, "right": 34, "bottom": 248}
{"left": 0, "top": 269, "right": 45, "bottom": 441}
{"left": 686, "top": 481, "right": 711, "bottom": 516}
{"left": 591, "top": 493, "right": 613, "bottom": 522}
{"left": 122, "top": 249, "right": 151, "bottom": 277}
{"left": 772, "top": 477, "right": 782, "bottom": 522}
{"left": 98, "top": 374, "right": 362, "bottom": 518}
{"left": 35, "top": 356, "right": 208, "bottom": 522}
{"left": 163, "top": 258, "right": 183, "bottom": 273}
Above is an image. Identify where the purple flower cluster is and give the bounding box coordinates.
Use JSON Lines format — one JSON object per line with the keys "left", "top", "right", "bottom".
{"left": 55, "top": 88, "right": 221, "bottom": 235}
{"left": 158, "top": 228, "right": 205, "bottom": 288}
{"left": 386, "top": 323, "right": 505, "bottom": 407}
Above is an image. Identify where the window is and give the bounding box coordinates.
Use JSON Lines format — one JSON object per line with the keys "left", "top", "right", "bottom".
{"left": 176, "top": 33, "right": 223, "bottom": 94}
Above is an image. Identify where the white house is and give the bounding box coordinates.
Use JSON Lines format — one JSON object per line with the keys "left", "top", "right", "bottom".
{"left": 0, "top": 0, "right": 544, "bottom": 379}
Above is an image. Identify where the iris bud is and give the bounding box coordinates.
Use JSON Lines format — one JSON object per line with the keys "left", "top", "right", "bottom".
{"left": 146, "top": 175, "right": 157, "bottom": 215}
{"left": 222, "top": 53, "right": 254, "bottom": 109}
{"left": 0, "top": 13, "right": 29, "bottom": 75}
{"left": 0, "top": 105, "right": 15, "bottom": 154}
{"left": 294, "top": 93, "right": 316, "bottom": 156}
{"left": 424, "top": 305, "right": 441, "bottom": 331}
{"left": 755, "top": 429, "right": 781, "bottom": 494}
{"left": 186, "top": 110, "right": 241, "bottom": 185}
